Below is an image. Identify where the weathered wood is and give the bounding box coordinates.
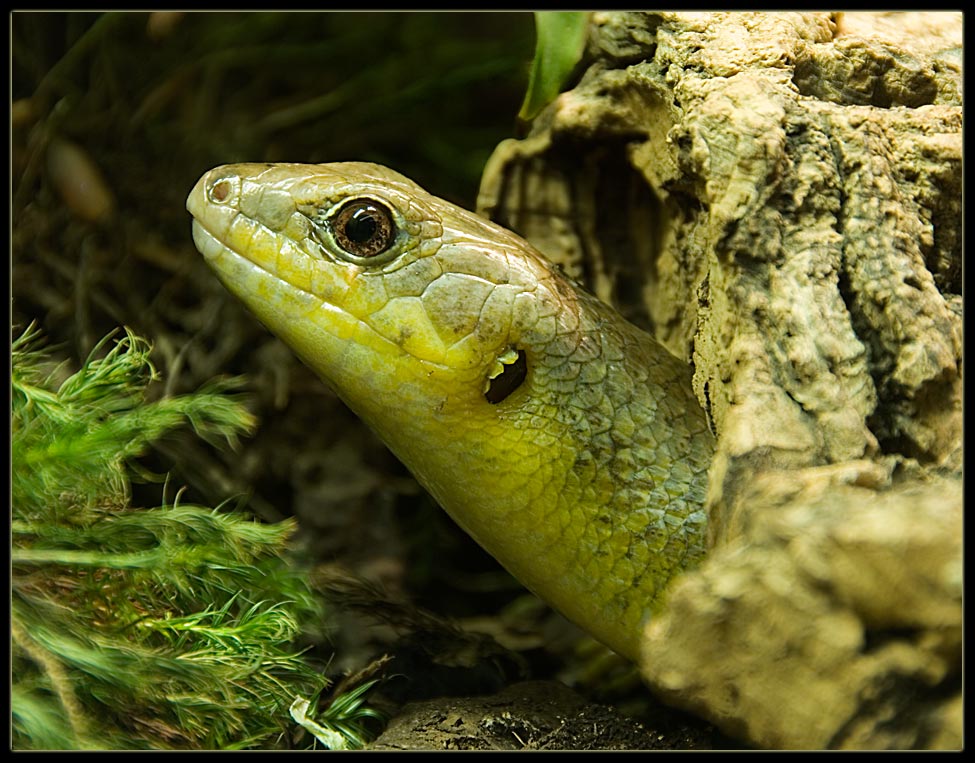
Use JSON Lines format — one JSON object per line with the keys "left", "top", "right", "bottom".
{"left": 478, "top": 11, "right": 961, "bottom": 750}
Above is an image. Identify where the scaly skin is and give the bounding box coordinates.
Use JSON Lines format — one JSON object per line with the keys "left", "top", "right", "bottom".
{"left": 187, "top": 162, "right": 714, "bottom": 660}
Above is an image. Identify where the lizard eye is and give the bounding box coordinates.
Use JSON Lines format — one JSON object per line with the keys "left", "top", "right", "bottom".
{"left": 328, "top": 199, "right": 395, "bottom": 258}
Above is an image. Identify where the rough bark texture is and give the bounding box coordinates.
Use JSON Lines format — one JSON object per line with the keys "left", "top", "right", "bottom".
{"left": 477, "top": 11, "right": 961, "bottom": 750}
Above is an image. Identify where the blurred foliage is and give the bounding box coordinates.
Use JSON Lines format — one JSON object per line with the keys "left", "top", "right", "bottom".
{"left": 11, "top": 325, "right": 332, "bottom": 749}
{"left": 519, "top": 12, "right": 590, "bottom": 121}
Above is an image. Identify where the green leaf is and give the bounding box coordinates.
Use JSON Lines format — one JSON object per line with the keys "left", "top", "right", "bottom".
{"left": 519, "top": 11, "right": 590, "bottom": 122}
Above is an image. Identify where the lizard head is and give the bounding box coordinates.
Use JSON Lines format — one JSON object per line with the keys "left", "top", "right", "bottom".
{"left": 187, "top": 162, "right": 580, "bottom": 444}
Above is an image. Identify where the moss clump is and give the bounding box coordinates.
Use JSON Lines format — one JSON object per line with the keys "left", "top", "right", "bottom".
{"left": 11, "top": 325, "right": 330, "bottom": 749}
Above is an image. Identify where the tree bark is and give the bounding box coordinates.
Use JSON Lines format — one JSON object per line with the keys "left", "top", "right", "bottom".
{"left": 477, "top": 11, "right": 962, "bottom": 750}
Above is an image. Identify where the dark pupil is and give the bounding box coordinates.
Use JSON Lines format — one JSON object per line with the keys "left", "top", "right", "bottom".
{"left": 332, "top": 200, "right": 394, "bottom": 258}
{"left": 346, "top": 206, "right": 379, "bottom": 243}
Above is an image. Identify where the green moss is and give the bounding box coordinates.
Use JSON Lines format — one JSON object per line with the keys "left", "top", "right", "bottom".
{"left": 10, "top": 325, "right": 332, "bottom": 749}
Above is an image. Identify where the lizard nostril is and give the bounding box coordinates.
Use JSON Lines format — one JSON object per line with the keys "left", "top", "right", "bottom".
{"left": 208, "top": 178, "right": 234, "bottom": 203}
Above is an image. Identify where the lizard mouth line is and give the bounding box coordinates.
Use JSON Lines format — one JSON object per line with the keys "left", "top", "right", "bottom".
{"left": 190, "top": 216, "right": 316, "bottom": 301}
{"left": 190, "top": 218, "right": 458, "bottom": 371}
{"left": 190, "top": 218, "right": 233, "bottom": 263}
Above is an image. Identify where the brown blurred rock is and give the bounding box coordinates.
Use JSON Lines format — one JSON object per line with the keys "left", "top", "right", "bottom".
{"left": 478, "top": 11, "right": 962, "bottom": 750}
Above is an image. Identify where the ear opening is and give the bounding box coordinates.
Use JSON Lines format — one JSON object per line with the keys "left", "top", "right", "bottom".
{"left": 485, "top": 348, "right": 528, "bottom": 404}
